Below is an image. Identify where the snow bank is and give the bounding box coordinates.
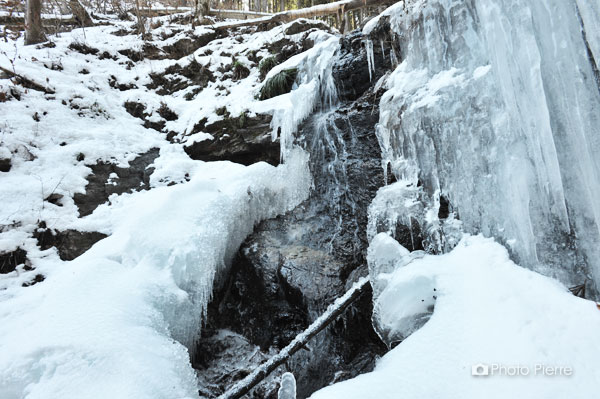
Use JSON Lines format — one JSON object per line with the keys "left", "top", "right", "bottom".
{"left": 0, "top": 16, "right": 329, "bottom": 398}
{"left": 312, "top": 235, "right": 600, "bottom": 399}
{"left": 0, "top": 150, "right": 310, "bottom": 398}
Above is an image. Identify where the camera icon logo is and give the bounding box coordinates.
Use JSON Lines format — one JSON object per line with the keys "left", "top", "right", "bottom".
{"left": 472, "top": 363, "right": 489, "bottom": 376}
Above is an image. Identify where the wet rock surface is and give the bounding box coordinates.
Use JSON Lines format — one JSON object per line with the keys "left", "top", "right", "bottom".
{"left": 74, "top": 148, "right": 159, "bottom": 217}
{"left": 184, "top": 113, "right": 279, "bottom": 166}
{"left": 0, "top": 157, "right": 11, "bottom": 172}
{"left": 195, "top": 30, "right": 393, "bottom": 398}
{"left": 333, "top": 27, "right": 395, "bottom": 102}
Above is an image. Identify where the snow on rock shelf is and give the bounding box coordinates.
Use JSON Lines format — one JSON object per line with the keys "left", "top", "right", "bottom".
{"left": 312, "top": 235, "right": 600, "bottom": 399}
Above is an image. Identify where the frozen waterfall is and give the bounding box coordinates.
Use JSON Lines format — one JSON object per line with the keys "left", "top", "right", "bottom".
{"left": 370, "top": 0, "right": 600, "bottom": 292}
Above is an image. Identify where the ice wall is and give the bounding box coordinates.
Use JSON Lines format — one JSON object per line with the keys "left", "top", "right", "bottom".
{"left": 372, "top": 0, "right": 600, "bottom": 291}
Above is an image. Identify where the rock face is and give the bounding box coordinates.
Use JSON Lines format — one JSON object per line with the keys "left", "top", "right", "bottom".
{"left": 0, "top": 247, "right": 27, "bottom": 274}
{"left": 0, "top": 157, "right": 11, "bottom": 172}
{"left": 34, "top": 227, "right": 107, "bottom": 261}
{"left": 195, "top": 29, "right": 394, "bottom": 398}
{"left": 74, "top": 148, "right": 159, "bottom": 217}
{"left": 184, "top": 113, "right": 280, "bottom": 166}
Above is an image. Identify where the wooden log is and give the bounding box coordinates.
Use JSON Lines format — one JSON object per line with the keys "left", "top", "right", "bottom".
{"left": 0, "top": 65, "right": 55, "bottom": 94}
{"left": 212, "top": 0, "right": 398, "bottom": 30}
{"left": 217, "top": 277, "right": 370, "bottom": 399}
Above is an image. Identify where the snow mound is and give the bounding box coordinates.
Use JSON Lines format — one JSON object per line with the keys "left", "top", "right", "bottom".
{"left": 312, "top": 235, "right": 600, "bottom": 399}
{"left": 0, "top": 150, "right": 310, "bottom": 398}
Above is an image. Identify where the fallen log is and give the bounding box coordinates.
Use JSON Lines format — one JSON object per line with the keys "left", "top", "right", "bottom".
{"left": 0, "top": 66, "right": 55, "bottom": 94}
{"left": 212, "top": 0, "right": 398, "bottom": 30}
{"left": 209, "top": 8, "right": 273, "bottom": 20}
{"left": 217, "top": 276, "right": 370, "bottom": 399}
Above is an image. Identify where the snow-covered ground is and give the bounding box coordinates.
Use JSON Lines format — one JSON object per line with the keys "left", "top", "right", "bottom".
{"left": 312, "top": 234, "right": 600, "bottom": 399}
{"left": 0, "top": 14, "right": 338, "bottom": 398}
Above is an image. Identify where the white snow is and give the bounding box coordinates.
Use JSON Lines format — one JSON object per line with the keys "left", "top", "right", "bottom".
{"left": 312, "top": 235, "right": 600, "bottom": 399}
{"left": 0, "top": 15, "right": 332, "bottom": 399}
{"left": 277, "top": 372, "right": 296, "bottom": 399}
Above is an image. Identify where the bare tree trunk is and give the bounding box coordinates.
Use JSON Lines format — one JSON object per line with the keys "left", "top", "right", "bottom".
{"left": 25, "top": 0, "right": 45, "bottom": 45}
{"left": 279, "top": 0, "right": 284, "bottom": 12}
{"left": 344, "top": 10, "right": 350, "bottom": 33}
{"left": 69, "top": 0, "right": 94, "bottom": 27}
{"left": 134, "top": 0, "right": 146, "bottom": 34}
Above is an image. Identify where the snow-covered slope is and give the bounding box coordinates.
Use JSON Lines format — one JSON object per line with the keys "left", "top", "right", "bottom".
{"left": 0, "top": 15, "right": 339, "bottom": 398}
{"left": 312, "top": 234, "right": 600, "bottom": 399}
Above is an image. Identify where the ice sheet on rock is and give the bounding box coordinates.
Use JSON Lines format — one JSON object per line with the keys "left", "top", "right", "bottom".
{"left": 375, "top": 0, "right": 600, "bottom": 291}
{"left": 0, "top": 149, "right": 311, "bottom": 398}
{"left": 312, "top": 235, "right": 600, "bottom": 399}
{"left": 265, "top": 36, "right": 340, "bottom": 159}
{"left": 367, "top": 180, "right": 462, "bottom": 254}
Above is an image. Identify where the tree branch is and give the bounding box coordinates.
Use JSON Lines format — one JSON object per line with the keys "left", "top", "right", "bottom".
{"left": 218, "top": 277, "right": 371, "bottom": 399}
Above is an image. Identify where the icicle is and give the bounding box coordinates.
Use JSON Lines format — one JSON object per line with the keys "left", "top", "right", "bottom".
{"left": 365, "top": 39, "right": 375, "bottom": 81}
{"left": 390, "top": 47, "right": 399, "bottom": 67}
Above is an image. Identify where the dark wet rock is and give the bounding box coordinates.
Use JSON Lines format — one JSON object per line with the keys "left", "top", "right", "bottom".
{"left": 74, "top": 148, "right": 159, "bottom": 217}
{"left": 0, "top": 247, "right": 27, "bottom": 274}
{"left": 284, "top": 20, "right": 331, "bottom": 36}
{"left": 34, "top": 227, "right": 107, "bottom": 261}
{"left": 124, "top": 100, "right": 146, "bottom": 119}
{"left": 333, "top": 28, "right": 394, "bottom": 102}
{"left": 161, "top": 30, "right": 221, "bottom": 59}
{"left": 22, "top": 273, "right": 45, "bottom": 287}
{"left": 124, "top": 101, "right": 175, "bottom": 132}
{"left": 194, "top": 330, "right": 281, "bottom": 399}
{"left": 199, "top": 248, "right": 309, "bottom": 352}
{"left": 44, "top": 193, "right": 64, "bottom": 207}
{"left": 0, "top": 157, "right": 11, "bottom": 172}
{"left": 157, "top": 102, "right": 178, "bottom": 121}
{"left": 196, "top": 84, "right": 388, "bottom": 398}
{"left": 184, "top": 113, "right": 279, "bottom": 166}
{"left": 267, "top": 27, "right": 324, "bottom": 66}
{"left": 118, "top": 48, "right": 143, "bottom": 62}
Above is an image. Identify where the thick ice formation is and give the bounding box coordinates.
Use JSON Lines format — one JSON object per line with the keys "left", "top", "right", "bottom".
{"left": 312, "top": 235, "right": 600, "bottom": 399}
{"left": 370, "top": 0, "right": 600, "bottom": 291}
